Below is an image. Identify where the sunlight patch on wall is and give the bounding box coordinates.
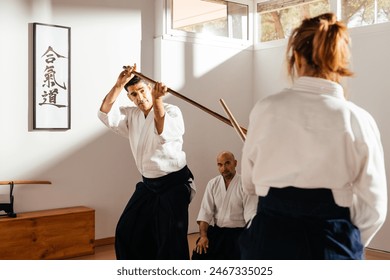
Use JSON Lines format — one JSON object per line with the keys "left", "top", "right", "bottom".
{"left": 192, "top": 44, "right": 245, "bottom": 78}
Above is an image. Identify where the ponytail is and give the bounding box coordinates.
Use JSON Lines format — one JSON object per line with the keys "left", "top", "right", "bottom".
{"left": 287, "top": 13, "right": 353, "bottom": 82}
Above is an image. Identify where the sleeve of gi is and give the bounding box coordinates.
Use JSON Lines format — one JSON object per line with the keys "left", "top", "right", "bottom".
{"left": 158, "top": 104, "right": 185, "bottom": 141}
{"left": 350, "top": 109, "right": 387, "bottom": 247}
{"left": 241, "top": 101, "right": 263, "bottom": 196}
{"left": 97, "top": 106, "right": 130, "bottom": 139}
{"left": 197, "top": 180, "right": 216, "bottom": 225}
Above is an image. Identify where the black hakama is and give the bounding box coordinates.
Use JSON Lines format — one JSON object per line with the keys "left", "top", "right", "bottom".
{"left": 115, "top": 166, "right": 193, "bottom": 260}
{"left": 191, "top": 225, "right": 244, "bottom": 260}
{"left": 239, "top": 187, "right": 364, "bottom": 259}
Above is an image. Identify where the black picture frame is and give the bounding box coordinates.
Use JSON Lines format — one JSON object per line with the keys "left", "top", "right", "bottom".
{"left": 33, "top": 22, "right": 71, "bottom": 130}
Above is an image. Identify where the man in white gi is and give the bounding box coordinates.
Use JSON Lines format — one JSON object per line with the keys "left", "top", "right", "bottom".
{"left": 192, "top": 151, "right": 257, "bottom": 259}
{"left": 98, "top": 64, "right": 195, "bottom": 260}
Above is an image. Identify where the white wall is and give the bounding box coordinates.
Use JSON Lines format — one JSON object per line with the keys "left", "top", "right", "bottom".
{"left": 1, "top": 0, "right": 389, "bottom": 253}
{"left": 253, "top": 22, "right": 390, "bottom": 251}
{"left": 0, "top": 0, "right": 154, "bottom": 239}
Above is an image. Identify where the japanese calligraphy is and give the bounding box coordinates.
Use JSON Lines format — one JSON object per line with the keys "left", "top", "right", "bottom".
{"left": 39, "top": 46, "right": 68, "bottom": 108}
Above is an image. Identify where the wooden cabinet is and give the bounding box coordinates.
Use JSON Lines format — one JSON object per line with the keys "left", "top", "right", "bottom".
{"left": 0, "top": 206, "right": 95, "bottom": 260}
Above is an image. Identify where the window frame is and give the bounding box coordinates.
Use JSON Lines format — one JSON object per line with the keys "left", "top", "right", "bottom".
{"left": 164, "top": 0, "right": 254, "bottom": 48}
{"left": 254, "top": 0, "right": 390, "bottom": 46}
{"left": 164, "top": 0, "right": 390, "bottom": 49}
{"left": 254, "top": 0, "right": 336, "bottom": 49}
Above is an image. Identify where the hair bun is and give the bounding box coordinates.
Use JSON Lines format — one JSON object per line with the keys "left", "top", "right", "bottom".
{"left": 318, "top": 13, "right": 337, "bottom": 24}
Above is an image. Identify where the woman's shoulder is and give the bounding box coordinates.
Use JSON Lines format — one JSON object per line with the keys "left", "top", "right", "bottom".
{"left": 354, "top": 100, "right": 379, "bottom": 119}
{"left": 345, "top": 101, "right": 377, "bottom": 123}
{"left": 251, "top": 89, "right": 291, "bottom": 112}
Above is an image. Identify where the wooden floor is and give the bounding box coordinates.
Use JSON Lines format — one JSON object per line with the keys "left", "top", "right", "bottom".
{"left": 68, "top": 233, "right": 198, "bottom": 260}
{"left": 68, "top": 233, "right": 390, "bottom": 260}
{"left": 366, "top": 248, "right": 390, "bottom": 260}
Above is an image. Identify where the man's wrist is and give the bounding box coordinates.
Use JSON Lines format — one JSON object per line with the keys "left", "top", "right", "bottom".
{"left": 114, "top": 83, "right": 123, "bottom": 90}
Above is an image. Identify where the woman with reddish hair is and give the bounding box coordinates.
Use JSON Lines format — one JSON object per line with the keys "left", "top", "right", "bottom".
{"left": 240, "top": 13, "right": 387, "bottom": 259}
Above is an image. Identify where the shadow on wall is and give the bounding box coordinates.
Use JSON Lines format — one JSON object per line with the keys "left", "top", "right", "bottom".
{"left": 12, "top": 130, "right": 138, "bottom": 239}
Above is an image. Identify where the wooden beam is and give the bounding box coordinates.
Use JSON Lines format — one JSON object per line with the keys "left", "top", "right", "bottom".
{"left": 0, "top": 180, "right": 52, "bottom": 185}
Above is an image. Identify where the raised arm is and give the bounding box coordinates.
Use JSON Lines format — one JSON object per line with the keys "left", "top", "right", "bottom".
{"left": 152, "top": 82, "right": 168, "bottom": 135}
{"left": 100, "top": 64, "right": 136, "bottom": 114}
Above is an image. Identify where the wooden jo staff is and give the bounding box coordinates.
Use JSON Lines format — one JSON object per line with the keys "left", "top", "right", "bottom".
{"left": 219, "top": 98, "right": 246, "bottom": 142}
{"left": 130, "top": 69, "right": 248, "bottom": 134}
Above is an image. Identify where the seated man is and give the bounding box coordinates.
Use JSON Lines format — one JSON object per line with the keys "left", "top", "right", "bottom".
{"left": 192, "top": 151, "right": 258, "bottom": 260}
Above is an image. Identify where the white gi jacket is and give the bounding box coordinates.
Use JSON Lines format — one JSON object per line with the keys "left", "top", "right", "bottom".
{"left": 98, "top": 104, "right": 187, "bottom": 178}
{"left": 197, "top": 174, "right": 258, "bottom": 228}
{"left": 241, "top": 76, "right": 387, "bottom": 246}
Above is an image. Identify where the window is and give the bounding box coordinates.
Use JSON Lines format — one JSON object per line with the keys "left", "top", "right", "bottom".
{"left": 256, "top": 0, "right": 390, "bottom": 43}
{"left": 170, "top": 0, "right": 249, "bottom": 40}
{"left": 342, "top": 0, "right": 390, "bottom": 27}
{"left": 257, "top": 0, "right": 330, "bottom": 43}
{"left": 166, "top": 0, "right": 390, "bottom": 45}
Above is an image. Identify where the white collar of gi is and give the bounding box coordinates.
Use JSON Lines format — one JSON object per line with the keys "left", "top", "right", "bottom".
{"left": 291, "top": 76, "right": 345, "bottom": 99}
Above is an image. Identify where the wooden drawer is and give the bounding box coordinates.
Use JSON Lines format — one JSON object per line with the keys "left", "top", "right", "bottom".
{"left": 0, "top": 206, "right": 95, "bottom": 260}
